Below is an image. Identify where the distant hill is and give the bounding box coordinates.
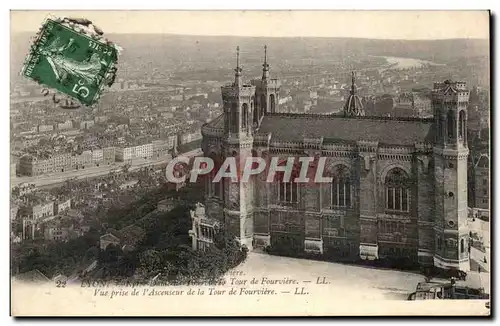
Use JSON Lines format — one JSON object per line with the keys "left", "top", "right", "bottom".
{"left": 104, "top": 33, "right": 490, "bottom": 61}
{"left": 11, "top": 32, "right": 489, "bottom": 82}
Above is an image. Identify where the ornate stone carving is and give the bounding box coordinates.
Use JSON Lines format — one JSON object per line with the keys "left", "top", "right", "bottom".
{"left": 359, "top": 153, "right": 376, "bottom": 171}
{"left": 227, "top": 187, "right": 240, "bottom": 210}
{"left": 304, "top": 239, "right": 323, "bottom": 254}
{"left": 359, "top": 243, "right": 378, "bottom": 260}
{"left": 418, "top": 156, "right": 430, "bottom": 174}
{"left": 208, "top": 142, "right": 218, "bottom": 154}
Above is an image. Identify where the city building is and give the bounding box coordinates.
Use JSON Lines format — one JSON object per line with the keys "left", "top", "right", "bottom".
{"left": 201, "top": 46, "right": 471, "bottom": 271}
{"left": 79, "top": 120, "right": 95, "bottom": 129}
{"left": 31, "top": 201, "right": 55, "bottom": 220}
{"left": 157, "top": 198, "right": 176, "bottom": 212}
{"left": 101, "top": 147, "right": 116, "bottom": 165}
{"left": 92, "top": 149, "right": 104, "bottom": 163}
{"left": 10, "top": 203, "right": 19, "bottom": 221}
{"left": 18, "top": 147, "right": 116, "bottom": 176}
{"left": 119, "top": 179, "right": 139, "bottom": 190}
{"left": 116, "top": 143, "right": 153, "bottom": 162}
{"left": 54, "top": 198, "right": 71, "bottom": 215}
{"left": 100, "top": 233, "right": 121, "bottom": 250}
{"left": 38, "top": 124, "right": 54, "bottom": 133}
{"left": 473, "top": 154, "right": 489, "bottom": 210}
{"left": 22, "top": 218, "right": 36, "bottom": 240}
{"left": 43, "top": 219, "right": 74, "bottom": 242}
{"left": 412, "top": 92, "right": 433, "bottom": 118}
{"left": 189, "top": 203, "right": 220, "bottom": 250}
{"left": 14, "top": 183, "right": 36, "bottom": 196}
{"left": 99, "top": 226, "right": 145, "bottom": 251}
{"left": 396, "top": 92, "right": 433, "bottom": 118}
{"left": 94, "top": 115, "right": 108, "bottom": 123}
{"left": 11, "top": 162, "right": 17, "bottom": 179}
{"left": 178, "top": 130, "right": 203, "bottom": 146}
{"left": 168, "top": 135, "right": 178, "bottom": 148}
{"left": 152, "top": 139, "right": 172, "bottom": 159}
{"left": 17, "top": 198, "right": 56, "bottom": 240}
{"left": 57, "top": 120, "right": 73, "bottom": 130}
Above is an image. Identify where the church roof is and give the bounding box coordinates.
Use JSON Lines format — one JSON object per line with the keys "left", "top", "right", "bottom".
{"left": 178, "top": 139, "right": 202, "bottom": 153}
{"left": 475, "top": 154, "right": 489, "bottom": 169}
{"left": 205, "top": 113, "right": 224, "bottom": 129}
{"left": 258, "top": 114, "right": 435, "bottom": 146}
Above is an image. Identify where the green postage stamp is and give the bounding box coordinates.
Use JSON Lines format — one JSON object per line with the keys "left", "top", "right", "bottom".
{"left": 21, "top": 17, "right": 120, "bottom": 106}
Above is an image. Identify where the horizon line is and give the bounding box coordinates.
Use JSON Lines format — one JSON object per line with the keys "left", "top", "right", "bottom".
{"left": 11, "top": 31, "right": 490, "bottom": 41}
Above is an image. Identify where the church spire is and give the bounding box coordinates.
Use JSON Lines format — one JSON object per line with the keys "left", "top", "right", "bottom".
{"left": 343, "top": 71, "right": 365, "bottom": 117}
{"left": 262, "top": 45, "right": 270, "bottom": 80}
{"left": 350, "top": 71, "right": 357, "bottom": 95}
{"left": 234, "top": 46, "right": 242, "bottom": 86}
{"left": 262, "top": 45, "right": 269, "bottom": 80}
{"left": 264, "top": 45, "right": 267, "bottom": 65}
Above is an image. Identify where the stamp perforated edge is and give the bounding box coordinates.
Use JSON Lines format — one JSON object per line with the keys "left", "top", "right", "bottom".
{"left": 20, "top": 14, "right": 121, "bottom": 107}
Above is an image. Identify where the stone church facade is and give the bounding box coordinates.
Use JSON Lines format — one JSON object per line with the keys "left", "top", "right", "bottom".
{"left": 201, "top": 47, "right": 470, "bottom": 271}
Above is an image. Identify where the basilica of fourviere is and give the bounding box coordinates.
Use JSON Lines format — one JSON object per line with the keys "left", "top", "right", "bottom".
{"left": 200, "top": 47, "right": 471, "bottom": 271}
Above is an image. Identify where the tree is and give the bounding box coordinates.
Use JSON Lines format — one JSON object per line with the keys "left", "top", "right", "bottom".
{"left": 138, "top": 249, "right": 162, "bottom": 275}
{"left": 100, "top": 244, "right": 123, "bottom": 264}
{"left": 122, "top": 163, "right": 131, "bottom": 174}
{"left": 85, "top": 246, "right": 101, "bottom": 261}
{"left": 197, "top": 246, "right": 228, "bottom": 280}
{"left": 214, "top": 230, "right": 248, "bottom": 268}
{"left": 116, "top": 254, "right": 137, "bottom": 278}
{"left": 469, "top": 86, "right": 480, "bottom": 104}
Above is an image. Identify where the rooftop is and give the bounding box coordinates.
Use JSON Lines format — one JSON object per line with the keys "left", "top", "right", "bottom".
{"left": 14, "top": 269, "right": 50, "bottom": 283}
{"left": 203, "top": 114, "right": 224, "bottom": 129}
{"left": 258, "top": 113, "right": 435, "bottom": 146}
{"left": 476, "top": 154, "right": 489, "bottom": 169}
{"left": 117, "top": 225, "right": 146, "bottom": 248}
{"left": 178, "top": 139, "right": 202, "bottom": 153}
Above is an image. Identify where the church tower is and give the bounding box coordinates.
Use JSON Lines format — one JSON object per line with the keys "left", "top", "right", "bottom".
{"left": 221, "top": 46, "right": 256, "bottom": 249}
{"left": 343, "top": 71, "right": 365, "bottom": 117}
{"left": 252, "top": 45, "right": 281, "bottom": 125}
{"left": 432, "top": 80, "right": 470, "bottom": 271}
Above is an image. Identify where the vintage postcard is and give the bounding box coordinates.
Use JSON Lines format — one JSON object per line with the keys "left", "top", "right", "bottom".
{"left": 10, "top": 10, "right": 491, "bottom": 316}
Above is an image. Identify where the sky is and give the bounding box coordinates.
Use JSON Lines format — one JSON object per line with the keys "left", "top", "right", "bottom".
{"left": 10, "top": 10, "right": 489, "bottom": 40}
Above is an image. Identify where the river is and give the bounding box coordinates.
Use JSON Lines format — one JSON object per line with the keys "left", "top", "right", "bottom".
{"left": 380, "top": 56, "right": 444, "bottom": 70}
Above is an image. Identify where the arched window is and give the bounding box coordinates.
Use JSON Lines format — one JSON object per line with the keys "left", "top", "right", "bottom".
{"left": 231, "top": 103, "right": 238, "bottom": 133}
{"left": 242, "top": 103, "right": 248, "bottom": 130}
{"left": 276, "top": 160, "right": 298, "bottom": 204}
{"left": 459, "top": 110, "right": 466, "bottom": 140}
{"left": 252, "top": 96, "right": 258, "bottom": 126}
{"left": 250, "top": 150, "right": 260, "bottom": 173}
{"left": 447, "top": 110, "right": 454, "bottom": 140}
{"left": 460, "top": 238, "right": 465, "bottom": 253}
{"left": 209, "top": 153, "right": 221, "bottom": 198}
{"left": 331, "top": 165, "right": 351, "bottom": 208}
{"left": 385, "top": 168, "right": 410, "bottom": 212}
{"left": 270, "top": 94, "right": 276, "bottom": 113}
{"left": 437, "top": 115, "right": 442, "bottom": 140}
{"left": 220, "top": 173, "right": 225, "bottom": 201}
{"left": 261, "top": 94, "right": 267, "bottom": 116}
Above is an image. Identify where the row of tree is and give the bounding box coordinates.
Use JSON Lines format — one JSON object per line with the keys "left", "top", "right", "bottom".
{"left": 13, "top": 181, "right": 247, "bottom": 283}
